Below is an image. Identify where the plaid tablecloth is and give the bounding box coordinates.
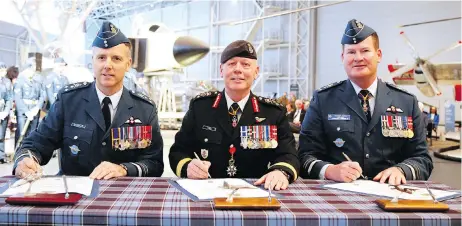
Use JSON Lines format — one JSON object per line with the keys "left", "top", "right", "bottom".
{"left": 0, "top": 177, "right": 460, "bottom": 226}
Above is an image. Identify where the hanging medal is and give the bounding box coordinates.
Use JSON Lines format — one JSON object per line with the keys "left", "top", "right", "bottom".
{"left": 270, "top": 125, "right": 278, "bottom": 148}
{"left": 381, "top": 115, "right": 389, "bottom": 137}
{"left": 402, "top": 116, "right": 409, "bottom": 138}
{"left": 258, "top": 125, "right": 265, "bottom": 148}
{"left": 253, "top": 126, "right": 261, "bottom": 149}
{"left": 240, "top": 126, "right": 248, "bottom": 149}
{"left": 407, "top": 116, "right": 414, "bottom": 138}
{"left": 247, "top": 126, "right": 254, "bottom": 149}
{"left": 229, "top": 105, "right": 239, "bottom": 128}
{"left": 146, "top": 125, "right": 152, "bottom": 146}
{"left": 119, "top": 127, "right": 126, "bottom": 151}
{"left": 227, "top": 144, "right": 237, "bottom": 176}
{"left": 124, "top": 127, "right": 131, "bottom": 150}
{"left": 387, "top": 115, "right": 394, "bottom": 137}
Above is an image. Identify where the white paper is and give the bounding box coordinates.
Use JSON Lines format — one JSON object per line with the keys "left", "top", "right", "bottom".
{"left": 323, "top": 180, "right": 460, "bottom": 200}
{"left": 175, "top": 178, "right": 273, "bottom": 200}
{"left": 1, "top": 176, "right": 94, "bottom": 197}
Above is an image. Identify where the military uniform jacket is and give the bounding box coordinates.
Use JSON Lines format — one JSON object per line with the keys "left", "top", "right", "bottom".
{"left": 0, "top": 77, "right": 12, "bottom": 113}
{"left": 13, "top": 82, "right": 164, "bottom": 177}
{"left": 14, "top": 73, "right": 46, "bottom": 113}
{"left": 45, "top": 72, "right": 69, "bottom": 105}
{"left": 299, "top": 79, "right": 433, "bottom": 180}
{"left": 169, "top": 91, "right": 300, "bottom": 181}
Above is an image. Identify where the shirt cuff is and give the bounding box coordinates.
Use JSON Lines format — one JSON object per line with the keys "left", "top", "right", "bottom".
{"left": 319, "top": 164, "right": 333, "bottom": 180}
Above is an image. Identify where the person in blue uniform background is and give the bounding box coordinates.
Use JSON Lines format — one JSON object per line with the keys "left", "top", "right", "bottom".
{"left": 13, "top": 56, "right": 46, "bottom": 147}
{"left": 13, "top": 21, "right": 164, "bottom": 179}
{"left": 0, "top": 62, "right": 12, "bottom": 163}
{"left": 123, "top": 68, "right": 147, "bottom": 94}
{"left": 45, "top": 58, "right": 70, "bottom": 106}
{"left": 298, "top": 19, "right": 432, "bottom": 185}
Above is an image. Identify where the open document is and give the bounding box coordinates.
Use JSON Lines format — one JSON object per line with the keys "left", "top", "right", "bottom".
{"left": 172, "top": 178, "right": 275, "bottom": 201}
{"left": 1, "top": 176, "right": 94, "bottom": 197}
{"left": 323, "top": 180, "right": 461, "bottom": 201}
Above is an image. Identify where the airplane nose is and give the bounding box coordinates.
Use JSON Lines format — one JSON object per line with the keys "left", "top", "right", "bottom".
{"left": 173, "top": 36, "right": 210, "bottom": 67}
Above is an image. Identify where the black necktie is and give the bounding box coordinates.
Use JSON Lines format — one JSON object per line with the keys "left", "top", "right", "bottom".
{"left": 358, "top": 90, "right": 372, "bottom": 122}
{"left": 102, "top": 97, "right": 112, "bottom": 130}
{"left": 229, "top": 103, "right": 241, "bottom": 128}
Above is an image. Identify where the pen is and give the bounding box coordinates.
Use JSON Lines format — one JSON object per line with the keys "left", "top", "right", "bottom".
{"left": 268, "top": 181, "right": 272, "bottom": 203}
{"left": 342, "top": 152, "right": 366, "bottom": 180}
{"left": 27, "top": 150, "right": 42, "bottom": 176}
{"left": 425, "top": 183, "right": 438, "bottom": 203}
{"left": 63, "top": 175, "right": 69, "bottom": 199}
{"left": 193, "top": 152, "right": 212, "bottom": 178}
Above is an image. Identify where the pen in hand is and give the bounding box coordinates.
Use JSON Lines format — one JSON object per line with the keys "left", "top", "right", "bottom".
{"left": 342, "top": 152, "right": 366, "bottom": 180}
{"left": 193, "top": 152, "right": 212, "bottom": 178}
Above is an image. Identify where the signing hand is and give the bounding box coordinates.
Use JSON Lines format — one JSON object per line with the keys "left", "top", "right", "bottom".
{"left": 254, "top": 170, "right": 289, "bottom": 191}
{"left": 373, "top": 167, "right": 406, "bottom": 185}
{"left": 89, "top": 161, "right": 127, "bottom": 180}
{"left": 325, "top": 161, "right": 363, "bottom": 182}
{"left": 186, "top": 159, "right": 211, "bottom": 179}
{"left": 15, "top": 157, "right": 42, "bottom": 179}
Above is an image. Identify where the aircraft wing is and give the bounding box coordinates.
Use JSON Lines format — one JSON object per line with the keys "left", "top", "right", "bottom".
{"left": 427, "top": 62, "right": 461, "bottom": 85}
{"left": 388, "top": 64, "right": 415, "bottom": 85}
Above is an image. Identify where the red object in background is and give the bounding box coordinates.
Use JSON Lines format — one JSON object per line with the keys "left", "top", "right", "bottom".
{"left": 455, "top": 85, "right": 461, "bottom": 101}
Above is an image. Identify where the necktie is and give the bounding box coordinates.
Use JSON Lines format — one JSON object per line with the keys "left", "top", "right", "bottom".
{"left": 358, "top": 90, "right": 372, "bottom": 122}
{"left": 229, "top": 103, "right": 241, "bottom": 128}
{"left": 102, "top": 97, "right": 112, "bottom": 130}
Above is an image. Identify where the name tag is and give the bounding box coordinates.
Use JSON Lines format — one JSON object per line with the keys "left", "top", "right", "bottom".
{"left": 328, "top": 114, "right": 350, "bottom": 121}
{"left": 71, "top": 123, "right": 86, "bottom": 129}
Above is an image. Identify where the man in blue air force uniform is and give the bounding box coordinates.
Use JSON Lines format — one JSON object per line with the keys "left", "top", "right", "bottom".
{"left": 13, "top": 21, "right": 164, "bottom": 179}
{"left": 298, "top": 19, "right": 432, "bottom": 185}
{"left": 0, "top": 62, "right": 12, "bottom": 163}
{"left": 14, "top": 55, "right": 46, "bottom": 147}
{"left": 45, "top": 58, "right": 70, "bottom": 106}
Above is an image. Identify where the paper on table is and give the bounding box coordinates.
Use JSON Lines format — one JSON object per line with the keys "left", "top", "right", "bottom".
{"left": 323, "top": 180, "right": 460, "bottom": 201}
{"left": 1, "top": 177, "right": 94, "bottom": 197}
{"left": 176, "top": 178, "right": 273, "bottom": 200}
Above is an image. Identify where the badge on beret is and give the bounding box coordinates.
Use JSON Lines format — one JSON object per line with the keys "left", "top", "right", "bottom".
{"left": 92, "top": 21, "right": 130, "bottom": 49}
{"left": 247, "top": 43, "right": 254, "bottom": 53}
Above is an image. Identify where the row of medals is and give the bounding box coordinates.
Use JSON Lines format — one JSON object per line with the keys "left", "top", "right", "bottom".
{"left": 381, "top": 116, "right": 414, "bottom": 138}
{"left": 240, "top": 125, "right": 278, "bottom": 149}
{"left": 111, "top": 126, "right": 152, "bottom": 151}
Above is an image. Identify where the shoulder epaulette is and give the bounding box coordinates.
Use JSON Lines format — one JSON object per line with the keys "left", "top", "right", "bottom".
{"left": 129, "top": 90, "right": 154, "bottom": 105}
{"left": 192, "top": 91, "right": 219, "bottom": 101}
{"left": 62, "top": 81, "right": 91, "bottom": 93}
{"left": 385, "top": 82, "right": 414, "bottom": 96}
{"left": 256, "top": 96, "right": 284, "bottom": 109}
{"left": 317, "top": 80, "right": 345, "bottom": 92}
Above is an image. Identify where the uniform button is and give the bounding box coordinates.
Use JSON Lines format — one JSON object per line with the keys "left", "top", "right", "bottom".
{"left": 366, "top": 132, "right": 370, "bottom": 136}
{"left": 204, "top": 138, "right": 208, "bottom": 142}
{"left": 365, "top": 153, "right": 370, "bottom": 158}
{"left": 337, "top": 127, "right": 340, "bottom": 131}
{"left": 74, "top": 136, "right": 78, "bottom": 139}
{"left": 102, "top": 142, "right": 106, "bottom": 146}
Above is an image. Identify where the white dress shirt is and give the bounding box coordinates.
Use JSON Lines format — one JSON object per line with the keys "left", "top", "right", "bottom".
{"left": 95, "top": 85, "right": 123, "bottom": 123}
{"left": 293, "top": 109, "right": 302, "bottom": 123}
{"left": 224, "top": 91, "right": 250, "bottom": 122}
{"left": 350, "top": 78, "right": 378, "bottom": 116}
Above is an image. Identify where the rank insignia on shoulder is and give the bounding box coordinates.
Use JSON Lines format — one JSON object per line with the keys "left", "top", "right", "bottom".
{"left": 63, "top": 82, "right": 91, "bottom": 92}
{"left": 124, "top": 116, "right": 142, "bottom": 125}
{"left": 317, "top": 80, "right": 345, "bottom": 92}
{"left": 130, "top": 90, "right": 154, "bottom": 104}
{"left": 193, "top": 91, "right": 218, "bottom": 101}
